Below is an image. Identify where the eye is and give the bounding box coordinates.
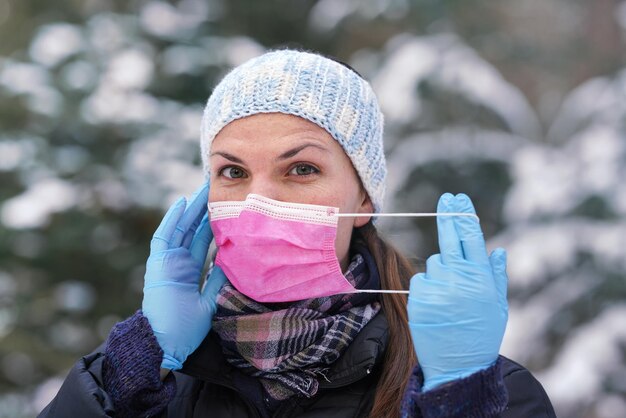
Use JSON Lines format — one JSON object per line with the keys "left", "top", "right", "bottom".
{"left": 219, "top": 166, "right": 247, "bottom": 179}
{"left": 289, "top": 164, "right": 319, "bottom": 176}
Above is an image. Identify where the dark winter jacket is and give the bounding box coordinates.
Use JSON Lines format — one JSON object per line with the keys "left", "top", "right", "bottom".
{"left": 38, "top": 309, "right": 556, "bottom": 418}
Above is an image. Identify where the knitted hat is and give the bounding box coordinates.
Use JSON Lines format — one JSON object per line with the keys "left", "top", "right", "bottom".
{"left": 200, "top": 49, "right": 386, "bottom": 213}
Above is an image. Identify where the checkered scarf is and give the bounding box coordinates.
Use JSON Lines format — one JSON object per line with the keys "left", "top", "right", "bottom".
{"left": 211, "top": 253, "right": 381, "bottom": 402}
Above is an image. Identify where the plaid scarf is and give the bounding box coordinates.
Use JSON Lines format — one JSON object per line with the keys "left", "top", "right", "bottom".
{"left": 211, "top": 253, "right": 381, "bottom": 403}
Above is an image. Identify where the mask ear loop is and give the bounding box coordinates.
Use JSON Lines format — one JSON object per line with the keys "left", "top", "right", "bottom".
{"left": 332, "top": 212, "right": 480, "bottom": 221}
{"left": 331, "top": 212, "right": 480, "bottom": 295}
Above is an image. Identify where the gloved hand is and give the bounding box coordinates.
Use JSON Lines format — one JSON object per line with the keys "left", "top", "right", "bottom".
{"left": 408, "top": 193, "right": 508, "bottom": 391}
{"left": 142, "top": 182, "right": 227, "bottom": 371}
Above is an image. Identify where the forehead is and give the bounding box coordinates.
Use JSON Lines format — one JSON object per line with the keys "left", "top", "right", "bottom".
{"left": 212, "top": 113, "right": 344, "bottom": 153}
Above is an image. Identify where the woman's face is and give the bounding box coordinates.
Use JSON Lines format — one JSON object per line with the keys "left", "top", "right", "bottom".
{"left": 209, "top": 113, "right": 373, "bottom": 271}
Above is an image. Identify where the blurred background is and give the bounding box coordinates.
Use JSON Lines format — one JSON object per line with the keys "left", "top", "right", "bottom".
{"left": 0, "top": 0, "right": 625, "bottom": 417}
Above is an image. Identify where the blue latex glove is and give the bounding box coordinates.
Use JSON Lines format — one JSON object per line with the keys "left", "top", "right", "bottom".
{"left": 408, "top": 193, "right": 508, "bottom": 391}
{"left": 142, "top": 182, "right": 227, "bottom": 370}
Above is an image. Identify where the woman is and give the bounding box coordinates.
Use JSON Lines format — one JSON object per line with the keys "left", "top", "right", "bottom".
{"left": 39, "top": 49, "right": 555, "bottom": 417}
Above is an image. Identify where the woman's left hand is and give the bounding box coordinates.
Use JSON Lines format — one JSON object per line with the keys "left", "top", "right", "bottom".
{"left": 407, "top": 193, "right": 508, "bottom": 391}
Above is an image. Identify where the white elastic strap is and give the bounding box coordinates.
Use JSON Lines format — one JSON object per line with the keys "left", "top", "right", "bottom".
{"left": 335, "top": 212, "right": 480, "bottom": 221}
{"left": 353, "top": 289, "right": 410, "bottom": 295}
{"left": 338, "top": 212, "right": 479, "bottom": 296}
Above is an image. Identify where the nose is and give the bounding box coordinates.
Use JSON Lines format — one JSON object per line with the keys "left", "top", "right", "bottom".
{"left": 209, "top": 174, "right": 290, "bottom": 203}
{"left": 248, "top": 177, "right": 285, "bottom": 201}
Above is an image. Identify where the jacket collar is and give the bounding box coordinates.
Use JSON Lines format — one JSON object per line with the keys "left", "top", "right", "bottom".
{"left": 319, "top": 312, "right": 388, "bottom": 388}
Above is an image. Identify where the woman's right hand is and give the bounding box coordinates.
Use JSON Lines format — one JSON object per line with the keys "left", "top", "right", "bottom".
{"left": 142, "top": 182, "right": 227, "bottom": 371}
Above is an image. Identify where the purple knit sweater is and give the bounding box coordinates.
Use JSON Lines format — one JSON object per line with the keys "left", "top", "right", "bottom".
{"left": 102, "top": 311, "right": 507, "bottom": 417}
{"left": 102, "top": 312, "right": 176, "bottom": 417}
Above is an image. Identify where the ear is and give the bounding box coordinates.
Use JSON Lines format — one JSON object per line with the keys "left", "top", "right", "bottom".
{"left": 353, "top": 192, "right": 374, "bottom": 228}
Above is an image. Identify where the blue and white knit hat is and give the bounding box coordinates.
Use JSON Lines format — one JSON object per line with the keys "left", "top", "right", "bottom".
{"left": 200, "top": 49, "right": 386, "bottom": 212}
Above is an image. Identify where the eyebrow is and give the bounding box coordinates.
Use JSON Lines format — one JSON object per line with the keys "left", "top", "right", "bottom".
{"left": 276, "top": 143, "right": 329, "bottom": 160}
{"left": 210, "top": 151, "right": 243, "bottom": 164}
{"left": 210, "top": 142, "right": 330, "bottom": 164}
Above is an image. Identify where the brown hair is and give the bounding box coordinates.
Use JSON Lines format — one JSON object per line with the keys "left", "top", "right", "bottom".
{"left": 353, "top": 221, "right": 418, "bottom": 418}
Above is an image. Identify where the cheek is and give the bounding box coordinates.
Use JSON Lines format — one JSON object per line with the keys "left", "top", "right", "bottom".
{"left": 336, "top": 218, "right": 353, "bottom": 240}
{"left": 208, "top": 186, "right": 221, "bottom": 203}
{"left": 334, "top": 217, "right": 354, "bottom": 253}
{"left": 209, "top": 183, "right": 244, "bottom": 203}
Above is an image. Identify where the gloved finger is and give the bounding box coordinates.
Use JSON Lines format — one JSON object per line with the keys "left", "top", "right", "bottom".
{"left": 489, "top": 248, "right": 508, "bottom": 308}
{"left": 170, "top": 183, "right": 209, "bottom": 248}
{"left": 151, "top": 197, "right": 187, "bottom": 252}
{"left": 189, "top": 213, "right": 212, "bottom": 265}
{"left": 181, "top": 183, "right": 211, "bottom": 248}
{"left": 202, "top": 265, "right": 228, "bottom": 312}
{"left": 453, "top": 194, "right": 489, "bottom": 264}
{"left": 437, "top": 193, "right": 463, "bottom": 264}
{"left": 407, "top": 272, "right": 426, "bottom": 320}
{"left": 178, "top": 198, "right": 208, "bottom": 249}
{"left": 183, "top": 203, "right": 208, "bottom": 249}
{"left": 408, "top": 272, "right": 426, "bottom": 298}
{"left": 425, "top": 253, "right": 446, "bottom": 280}
{"left": 183, "top": 203, "right": 209, "bottom": 249}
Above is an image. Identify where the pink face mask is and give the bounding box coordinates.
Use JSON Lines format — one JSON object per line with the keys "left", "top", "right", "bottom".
{"left": 209, "top": 194, "right": 355, "bottom": 302}
{"left": 209, "top": 194, "right": 478, "bottom": 303}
